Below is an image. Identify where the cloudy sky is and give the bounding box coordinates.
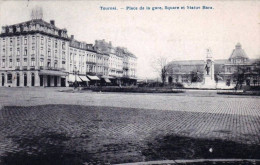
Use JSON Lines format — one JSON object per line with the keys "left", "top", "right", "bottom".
{"left": 0, "top": 0, "right": 259, "bottom": 78}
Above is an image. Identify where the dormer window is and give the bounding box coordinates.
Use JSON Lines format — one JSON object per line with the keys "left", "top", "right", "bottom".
{"left": 24, "top": 25, "right": 28, "bottom": 31}
{"left": 16, "top": 26, "right": 20, "bottom": 32}
{"left": 36, "top": 24, "right": 40, "bottom": 30}
{"left": 1, "top": 27, "right": 6, "bottom": 33}
{"left": 9, "top": 27, "right": 13, "bottom": 33}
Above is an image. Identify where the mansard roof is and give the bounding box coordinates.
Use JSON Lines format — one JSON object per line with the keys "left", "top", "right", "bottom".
{"left": 229, "top": 43, "right": 249, "bottom": 59}
{"left": 0, "top": 19, "right": 69, "bottom": 40}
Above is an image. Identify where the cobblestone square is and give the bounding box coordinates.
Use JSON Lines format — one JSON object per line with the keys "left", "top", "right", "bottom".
{"left": 0, "top": 88, "right": 260, "bottom": 164}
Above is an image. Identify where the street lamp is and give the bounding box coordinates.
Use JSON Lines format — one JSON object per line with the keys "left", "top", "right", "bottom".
{"left": 73, "top": 66, "right": 79, "bottom": 88}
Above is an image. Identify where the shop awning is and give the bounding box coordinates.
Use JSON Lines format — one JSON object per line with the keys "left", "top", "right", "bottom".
{"left": 68, "top": 74, "right": 82, "bottom": 82}
{"left": 104, "top": 78, "right": 111, "bottom": 83}
{"left": 79, "top": 76, "right": 90, "bottom": 81}
{"left": 87, "top": 75, "right": 100, "bottom": 80}
{"left": 39, "top": 70, "right": 67, "bottom": 76}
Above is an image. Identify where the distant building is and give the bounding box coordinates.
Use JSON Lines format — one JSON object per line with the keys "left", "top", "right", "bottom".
{"left": 94, "top": 40, "right": 137, "bottom": 85}
{"left": 166, "top": 43, "right": 260, "bottom": 86}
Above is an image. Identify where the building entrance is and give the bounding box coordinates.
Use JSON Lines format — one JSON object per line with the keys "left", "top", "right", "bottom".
{"left": 1, "top": 74, "right": 4, "bottom": 86}
{"left": 47, "top": 75, "right": 51, "bottom": 87}
{"left": 17, "top": 73, "right": 20, "bottom": 86}
{"left": 54, "top": 76, "right": 57, "bottom": 87}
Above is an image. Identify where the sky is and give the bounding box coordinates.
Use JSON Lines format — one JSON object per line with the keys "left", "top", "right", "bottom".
{"left": 0, "top": 0, "right": 259, "bottom": 79}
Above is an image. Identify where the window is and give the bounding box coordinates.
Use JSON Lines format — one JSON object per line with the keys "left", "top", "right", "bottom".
{"left": 40, "top": 47, "right": 44, "bottom": 55}
{"left": 62, "top": 61, "right": 66, "bottom": 68}
{"left": 62, "top": 42, "right": 65, "bottom": 49}
{"left": 2, "top": 59, "right": 5, "bottom": 67}
{"left": 32, "top": 46, "right": 35, "bottom": 54}
{"left": 32, "top": 36, "right": 35, "bottom": 44}
{"left": 40, "top": 59, "right": 44, "bottom": 67}
{"left": 7, "top": 74, "right": 12, "bottom": 83}
{"left": 10, "top": 48, "right": 13, "bottom": 56}
{"left": 24, "top": 48, "right": 27, "bottom": 56}
{"left": 47, "top": 61, "right": 51, "bottom": 67}
{"left": 23, "top": 58, "right": 27, "bottom": 66}
{"left": 41, "top": 37, "right": 44, "bottom": 45}
{"left": 3, "top": 38, "right": 5, "bottom": 46}
{"left": 17, "top": 48, "right": 20, "bottom": 56}
{"left": 48, "top": 38, "right": 51, "bottom": 46}
{"left": 55, "top": 41, "right": 58, "bottom": 48}
{"left": 16, "top": 59, "right": 20, "bottom": 66}
{"left": 9, "top": 59, "right": 12, "bottom": 66}
{"left": 55, "top": 50, "right": 57, "bottom": 57}
{"left": 24, "top": 37, "right": 27, "bottom": 45}
{"left": 48, "top": 49, "right": 51, "bottom": 57}
{"left": 62, "top": 52, "right": 65, "bottom": 59}
{"left": 31, "top": 58, "right": 35, "bottom": 66}
{"left": 10, "top": 38, "right": 13, "bottom": 46}
{"left": 70, "top": 53, "right": 73, "bottom": 61}
{"left": 54, "top": 61, "right": 57, "bottom": 68}
{"left": 3, "top": 48, "right": 5, "bottom": 54}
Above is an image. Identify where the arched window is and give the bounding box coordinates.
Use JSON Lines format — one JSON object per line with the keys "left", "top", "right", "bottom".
{"left": 7, "top": 73, "right": 12, "bottom": 83}
{"left": 24, "top": 73, "right": 27, "bottom": 86}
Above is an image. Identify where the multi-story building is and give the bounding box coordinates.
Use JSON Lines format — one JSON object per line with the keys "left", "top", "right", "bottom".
{"left": 94, "top": 40, "right": 137, "bottom": 85}
{"left": 0, "top": 18, "right": 138, "bottom": 87}
{"left": 166, "top": 43, "right": 260, "bottom": 86}
{"left": 0, "top": 19, "right": 69, "bottom": 87}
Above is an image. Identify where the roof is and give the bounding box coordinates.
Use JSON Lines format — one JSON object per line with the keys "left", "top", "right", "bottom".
{"left": 4, "top": 19, "right": 63, "bottom": 31}
{"left": 1, "top": 19, "right": 69, "bottom": 40}
{"left": 229, "top": 43, "right": 249, "bottom": 59}
{"left": 168, "top": 60, "right": 205, "bottom": 65}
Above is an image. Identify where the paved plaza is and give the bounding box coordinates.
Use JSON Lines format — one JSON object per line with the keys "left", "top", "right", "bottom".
{"left": 0, "top": 87, "right": 260, "bottom": 164}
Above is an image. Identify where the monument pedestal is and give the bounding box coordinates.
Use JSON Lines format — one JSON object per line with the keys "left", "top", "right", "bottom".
{"left": 202, "top": 76, "right": 217, "bottom": 89}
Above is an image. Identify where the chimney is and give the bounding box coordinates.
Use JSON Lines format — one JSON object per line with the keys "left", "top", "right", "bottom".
{"left": 71, "top": 35, "right": 74, "bottom": 40}
{"left": 50, "top": 20, "right": 55, "bottom": 26}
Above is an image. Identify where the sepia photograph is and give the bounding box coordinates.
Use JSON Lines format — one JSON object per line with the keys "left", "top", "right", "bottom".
{"left": 0, "top": 0, "right": 259, "bottom": 164}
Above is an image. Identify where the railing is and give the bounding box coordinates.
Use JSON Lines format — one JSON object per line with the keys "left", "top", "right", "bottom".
{"left": 41, "top": 66, "right": 65, "bottom": 71}
{"left": 30, "top": 66, "right": 35, "bottom": 70}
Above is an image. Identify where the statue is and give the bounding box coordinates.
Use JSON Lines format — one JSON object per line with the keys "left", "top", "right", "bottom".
{"left": 205, "top": 63, "right": 210, "bottom": 75}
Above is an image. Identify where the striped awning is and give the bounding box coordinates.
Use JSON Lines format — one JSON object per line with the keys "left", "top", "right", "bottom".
{"left": 87, "top": 75, "right": 100, "bottom": 80}
{"left": 68, "top": 74, "right": 82, "bottom": 82}
{"left": 104, "top": 78, "right": 111, "bottom": 83}
{"left": 79, "top": 76, "right": 90, "bottom": 81}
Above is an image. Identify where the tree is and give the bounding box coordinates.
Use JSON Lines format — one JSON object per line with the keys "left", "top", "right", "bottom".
{"left": 152, "top": 57, "right": 171, "bottom": 86}
{"left": 232, "top": 66, "right": 246, "bottom": 90}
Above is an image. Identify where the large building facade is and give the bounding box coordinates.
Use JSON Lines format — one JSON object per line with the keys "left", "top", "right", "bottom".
{"left": 166, "top": 43, "right": 260, "bottom": 86}
{"left": 0, "top": 19, "right": 137, "bottom": 87}
{"left": 0, "top": 19, "right": 69, "bottom": 87}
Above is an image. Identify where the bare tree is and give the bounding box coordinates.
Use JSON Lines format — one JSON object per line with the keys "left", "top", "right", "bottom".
{"left": 152, "top": 56, "right": 171, "bottom": 86}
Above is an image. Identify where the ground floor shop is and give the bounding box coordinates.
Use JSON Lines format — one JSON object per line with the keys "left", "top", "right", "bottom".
{"left": 0, "top": 70, "right": 68, "bottom": 87}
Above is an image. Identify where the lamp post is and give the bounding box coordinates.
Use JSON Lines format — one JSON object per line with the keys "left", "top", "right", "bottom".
{"left": 73, "top": 66, "right": 79, "bottom": 89}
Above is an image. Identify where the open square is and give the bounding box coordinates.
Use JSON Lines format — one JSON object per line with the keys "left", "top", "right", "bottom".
{"left": 0, "top": 88, "right": 260, "bottom": 164}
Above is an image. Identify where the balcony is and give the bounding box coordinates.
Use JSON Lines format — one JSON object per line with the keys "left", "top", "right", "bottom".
{"left": 22, "top": 66, "right": 28, "bottom": 70}
{"left": 30, "top": 66, "right": 35, "bottom": 70}
{"left": 42, "top": 66, "right": 65, "bottom": 71}
{"left": 15, "top": 66, "right": 20, "bottom": 70}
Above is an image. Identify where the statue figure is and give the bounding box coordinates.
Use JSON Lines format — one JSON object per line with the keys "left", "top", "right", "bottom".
{"left": 205, "top": 63, "right": 210, "bottom": 75}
